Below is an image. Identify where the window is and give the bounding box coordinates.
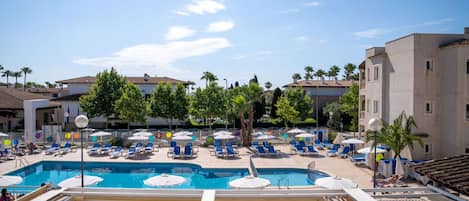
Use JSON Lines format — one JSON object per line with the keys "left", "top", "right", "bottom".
{"left": 361, "top": 71, "right": 366, "bottom": 81}
{"left": 425, "top": 101, "right": 432, "bottom": 113}
{"left": 466, "top": 104, "right": 469, "bottom": 120}
{"left": 425, "top": 144, "right": 432, "bottom": 154}
{"left": 366, "top": 100, "right": 370, "bottom": 112}
{"left": 426, "top": 60, "right": 433, "bottom": 71}
{"left": 361, "top": 100, "right": 366, "bottom": 111}
{"left": 373, "top": 100, "right": 378, "bottom": 113}
{"left": 466, "top": 60, "right": 469, "bottom": 74}
{"left": 373, "top": 66, "right": 379, "bottom": 80}
{"left": 367, "top": 68, "right": 370, "bottom": 81}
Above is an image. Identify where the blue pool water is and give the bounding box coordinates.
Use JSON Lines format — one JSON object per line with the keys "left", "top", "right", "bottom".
{"left": 7, "top": 161, "right": 328, "bottom": 190}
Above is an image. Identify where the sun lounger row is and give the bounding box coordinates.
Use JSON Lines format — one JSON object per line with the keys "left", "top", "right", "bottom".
{"left": 252, "top": 142, "right": 280, "bottom": 157}
{"left": 214, "top": 143, "right": 239, "bottom": 158}
{"left": 45, "top": 143, "right": 73, "bottom": 155}
{"left": 167, "top": 142, "right": 198, "bottom": 159}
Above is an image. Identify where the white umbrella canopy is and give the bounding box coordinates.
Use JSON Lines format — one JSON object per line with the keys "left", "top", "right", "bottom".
{"left": 287, "top": 128, "right": 306, "bottom": 134}
{"left": 395, "top": 157, "right": 405, "bottom": 177}
{"left": 295, "top": 133, "right": 315, "bottom": 138}
{"left": 213, "top": 131, "right": 232, "bottom": 136}
{"left": 172, "top": 135, "right": 192, "bottom": 142}
{"left": 58, "top": 175, "right": 103, "bottom": 188}
{"left": 342, "top": 138, "right": 365, "bottom": 144}
{"left": 0, "top": 176, "right": 22, "bottom": 186}
{"left": 133, "top": 131, "right": 153, "bottom": 137}
{"left": 128, "top": 135, "right": 149, "bottom": 141}
{"left": 0, "top": 132, "right": 8, "bottom": 137}
{"left": 252, "top": 131, "right": 266, "bottom": 137}
{"left": 357, "top": 147, "right": 387, "bottom": 154}
{"left": 173, "top": 131, "right": 193, "bottom": 137}
{"left": 214, "top": 135, "right": 235, "bottom": 140}
{"left": 82, "top": 128, "right": 96, "bottom": 132}
{"left": 255, "top": 135, "right": 277, "bottom": 141}
{"left": 90, "top": 131, "right": 112, "bottom": 137}
{"left": 333, "top": 133, "right": 345, "bottom": 144}
{"left": 229, "top": 176, "right": 271, "bottom": 189}
{"left": 144, "top": 174, "right": 187, "bottom": 187}
{"left": 315, "top": 176, "right": 358, "bottom": 189}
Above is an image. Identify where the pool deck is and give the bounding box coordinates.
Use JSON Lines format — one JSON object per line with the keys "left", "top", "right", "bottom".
{"left": 0, "top": 145, "right": 375, "bottom": 188}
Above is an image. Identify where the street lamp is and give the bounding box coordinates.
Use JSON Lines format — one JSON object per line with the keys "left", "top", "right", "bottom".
{"left": 368, "top": 117, "right": 381, "bottom": 190}
{"left": 223, "top": 78, "right": 228, "bottom": 129}
{"left": 74, "top": 115, "right": 89, "bottom": 188}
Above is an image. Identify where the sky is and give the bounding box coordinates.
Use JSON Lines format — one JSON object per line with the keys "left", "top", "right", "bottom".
{"left": 1, "top": 0, "right": 468, "bottom": 88}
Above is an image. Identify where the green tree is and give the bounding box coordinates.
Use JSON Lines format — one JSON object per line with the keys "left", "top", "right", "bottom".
{"left": 12, "top": 71, "right": 22, "bottom": 87}
{"left": 79, "top": 68, "right": 126, "bottom": 127}
{"left": 304, "top": 66, "right": 314, "bottom": 81}
{"left": 190, "top": 82, "right": 225, "bottom": 131}
{"left": 148, "top": 83, "right": 173, "bottom": 128}
{"left": 264, "top": 81, "right": 272, "bottom": 90}
{"left": 115, "top": 83, "right": 147, "bottom": 129}
{"left": 45, "top": 81, "right": 57, "bottom": 88}
{"left": 366, "top": 111, "right": 424, "bottom": 158}
{"left": 275, "top": 97, "right": 299, "bottom": 129}
{"left": 314, "top": 69, "right": 326, "bottom": 80}
{"left": 328, "top": 65, "right": 341, "bottom": 80}
{"left": 173, "top": 84, "right": 189, "bottom": 127}
{"left": 284, "top": 88, "right": 313, "bottom": 120}
{"left": 270, "top": 87, "right": 282, "bottom": 119}
{"left": 340, "top": 83, "right": 359, "bottom": 131}
{"left": 200, "top": 71, "right": 218, "bottom": 87}
{"left": 343, "top": 63, "right": 357, "bottom": 80}
{"left": 0, "top": 65, "right": 3, "bottom": 72}
{"left": 243, "top": 82, "right": 263, "bottom": 144}
{"left": 323, "top": 102, "right": 343, "bottom": 129}
{"left": 21, "top": 67, "right": 32, "bottom": 91}
{"left": 232, "top": 94, "right": 250, "bottom": 145}
{"left": 1, "top": 70, "right": 13, "bottom": 88}
{"left": 292, "top": 73, "right": 302, "bottom": 83}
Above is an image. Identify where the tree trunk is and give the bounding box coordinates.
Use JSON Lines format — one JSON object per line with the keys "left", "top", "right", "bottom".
{"left": 240, "top": 114, "right": 247, "bottom": 146}
{"left": 247, "top": 104, "right": 254, "bottom": 145}
{"left": 23, "top": 74, "right": 26, "bottom": 91}
{"left": 6, "top": 76, "right": 9, "bottom": 88}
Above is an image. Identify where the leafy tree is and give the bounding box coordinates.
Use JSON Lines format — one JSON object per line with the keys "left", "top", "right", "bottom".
{"left": 25, "top": 82, "right": 45, "bottom": 88}
{"left": 189, "top": 82, "right": 225, "bottom": 131}
{"left": 79, "top": 68, "right": 126, "bottom": 127}
{"left": 12, "top": 71, "right": 22, "bottom": 87}
{"left": 328, "top": 65, "right": 341, "bottom": 80}
{"left": 253, "top": 96, "right": 266, "bottom": 122}
{"left": 0, "top": 65, "right": 3, "bottom": 72}
{"left": 291, "top": 73, "right": 302, "bottom": 83}
{"left": 200, "top": 71, "right": 218, "bottom": 87}
{"left": 275, "top": 97, "right": 299, "bottom": 129}
{"left": 21, "top": 67, "right": 32, "bottom": 91}
{"left": 304, "top": 66, "right": 314, "bottom": 80}
{"left": 365, "top": 111, "right": 424, "bottom": 158}
{"left": 45, "top": 81, "right": 57, "bottom": 88}
{"left": 264, "top": 81, "right": 272, "bottom": 90}
{"left": 232, "top": 94, "right": 249, "bottom": 145}
{"left": 1, "top": 70, "right": 13, "bottom": 88}
{"left": 148, "top": 83, "right": 172, "bottom": 127}
{"left": 250, "top": 75, "right": 258, "bottom": 84}
{"left": 340, "top": 83, "right": 359, "bottom": 131}
{"left": 115, "top": 83, "right": 147, "bottom": 129}
{"left": 270, "top": 87, "right": 282, "bottom": 119}
{"left": 314, "top": 69, "right": 326, "bottom": 80}
{"left": 350, "top": 73, "right": 360, "bottom": 81}
{"left": 243, "top": 82, "right": 263, "bottom": 144}
{"left": 234, "top": 81, "right": 240, "bottom": 87}
{"left": 343, "top": 63, "right": 357, "bottom": 80}
{"left": 173, "top": 84, "right": 189, "bottom": 127}
{"left": 323, "top": 102, "right": 343, "bottom": 129}
{"left": 284, "top": 88, "right": 313, "bottom": 120}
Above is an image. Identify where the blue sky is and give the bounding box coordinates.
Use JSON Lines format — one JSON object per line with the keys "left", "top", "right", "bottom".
{"left": 1, "top": 0, "right": 468, "bottom": 88}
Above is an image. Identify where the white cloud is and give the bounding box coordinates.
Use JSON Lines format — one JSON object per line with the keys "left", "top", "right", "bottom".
{"left": 164, "top": 26, "right": 195, "bottom": 40}
{"left": 176, "top": 0, "right": 225, "bottom": 15}
{"left": 73, "top": 38, "right": 231, "bottom": 75}
{"left": 423, "top": 18, "right": 454, "bottom": 26}
{"left": 280, "top": 9, "right": 300, "bottom": 14}
{"left": 174, "top": 11, "right": 190, "bottom": 16}
{"left": 353, "top": 28, "right": 387, "bottom": 38}
{"left": 304, "top": 1, "right": 320, "bottom": 7}
{"left": 294, "top": 36, "right": 310, "bottom": 41}
{"left": 206, "top": 21, "right": 235, "bottom": 32}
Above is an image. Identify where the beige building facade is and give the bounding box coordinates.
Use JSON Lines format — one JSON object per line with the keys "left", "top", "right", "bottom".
{"left": 359, "top": 27, "right": 469, "bottom": 160}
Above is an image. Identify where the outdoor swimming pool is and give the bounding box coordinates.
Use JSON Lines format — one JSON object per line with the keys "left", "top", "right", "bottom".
{"left": 7, "top": 161, "right": 328, "bottom": 190}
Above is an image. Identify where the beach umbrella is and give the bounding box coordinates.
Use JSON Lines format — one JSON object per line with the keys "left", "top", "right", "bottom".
{"left": 173, "top": 131, "right": 193, "bottom": 137}
{"left": 144, "top": 174, "right": 186, "bottom": 187}
{"left": 229, "top": 176, "right": 271, "bottom": 189}
{"left": 90, "top": 131, "right": 112, "bottom": 137}
{"left": 214, "top": 134, "right": 235, "bottom": 140}
{"left": 252, "top": 132, "right": 265, "bottom": 137}
{"left": 58, "top": 175, "right": 103, "bottom": 188}
{"left": 333, "top": 133, "right": 344, "bottom": 144}
{"left": 0, "top": 176, "right": 22, "bottom": 186}
{"left": 357, "top": 147, "right": 387, "bottom": 154}
{"left": 287, "top": 128, "right": 306, "bottom": 134}
{"left": 342, "top": 138, "right": 365, "bottom": 144}
{"left": 128, "top": 135, "right": 149, "bottom": 141}
{"left": 315, "top": 176, "right": 357, "bottom": 189}
{"left": 255, "top": 135, "right": 277, "bottom": 141}
{"left": 213, "top": 131, "right": 232, "bottom": 136}
{"left": 172, "top": 135, "right": 192, "bottom": 142}
{"left": 133, "top": 131, "right": 153, "bottom": 137}
{"left": 395, "top": 157, "right": 405, "bottom": 177}
{"left": 0, "top": 132, "right": 8, "bottom": 137}
{"left": 295, "top": 133, "right": 315, "bottom": 138}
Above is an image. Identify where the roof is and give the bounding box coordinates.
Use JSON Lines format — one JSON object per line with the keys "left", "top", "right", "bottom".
{"left": 0, "top": 88, "right": 51, "bottom": 110}
{"left": 410, "top": 154, "right": 469, "bottom": 195}
{"left": 52, "top": 93, "right": 86, "bottom": 101}
{"left": 56, "top": 76, "right": 188, "bottom": 85}
{"left": 439, "top": 39, "right": 469, "bottom": 48}
{"left": 283, "top": 80, "right": 355, "bottom": 88}
{"left": 27, "top": 88, "right": 68, "bottom": 93}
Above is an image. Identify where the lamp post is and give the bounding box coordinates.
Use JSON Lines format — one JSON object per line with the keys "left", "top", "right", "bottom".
{"left": 223, "top": 78, "right": 228, "bottom": 129}
{"left": 74, "top": 115, "right": 89, "bottom": 188}
{"left": 368, "top": 117, "right": 381, "bottom": 190}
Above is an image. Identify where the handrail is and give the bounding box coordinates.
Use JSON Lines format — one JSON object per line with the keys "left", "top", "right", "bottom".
{"left": 15, "top": 157, "right": 30, "bottom": 168}
{"left": 248, "top": 155, "right": 258, "bottom": 177}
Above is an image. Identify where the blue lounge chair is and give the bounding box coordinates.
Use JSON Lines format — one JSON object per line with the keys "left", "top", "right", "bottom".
{"left": 256, "top": 146, "right": 268, "bottom": 157}
{"left": 184, "top": 145, "right": 193, "bottom": 158}
{"left": 88, "top": 143, "right": 101, "bottom": 155}
{"left": 262, "top": 141, "right": 271, "bottom": 148}
{"left": 322, "top": 140, "right": 332, "bottom": 149}
{"left": 314, "top": 140, "right": 324, "bottom": 150}
{"left": 251, "top": 141, "right": 259, "bottom": 150}
{"left": 267, "top": 146, "right": 280, "bottom": 156}
{"left": 307, "top": 145, "right": 318, "bottom": 154}
{"left": 295, "top": 145, "right": 308, "bottom": 156}
{"left": 135, "top": 143, "right": 144, "bottom": 153}
{"left": 144, "top": 143, "right": 154, "bottom": 153}
{"left": 100, "top": 143, "right": 112, "bottom": 155}
{"left": 110, "top": 146, "right": 122, "bottom": 158}
{"left": 46, "top": 143, "right": 60, "bottom": 155}
{"left": 126, "top": 147, "right": 136, "bottom": 159}
{"left": 60, "top": 143, "right": 72, "bottom": 154}
{"left": 339, "top": 146, "right": 350, "bottom": 158}
{"left": 298, "top": 141, "right": 306, "bottom": 147}
{"left": 215, "top": 146, "right": 224, "bottom": 157}
{"left": 173, "top": 146, "right": 181, "bottom": 159}
{"left": 226, "top": 146, "right": 236, "bottom": 158}
{"left": 327, "top": 144, "right": 340, "bottom": 156}
{"left": 350, "top": 154, "right": 366, "bottom": 164}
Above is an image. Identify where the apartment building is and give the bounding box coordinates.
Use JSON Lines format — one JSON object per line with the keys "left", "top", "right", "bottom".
{"left": 359, "top": 27, "right": 469, "bottom": 160}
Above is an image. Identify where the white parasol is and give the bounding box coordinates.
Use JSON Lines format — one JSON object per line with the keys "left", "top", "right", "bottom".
{"left": 229, "top": 176, "right": 271, "bottom": 189}
{"left": 58, "top": 175, "right": 103, "bottom": 188}
{"left": 315, "top": 176, "right": 358, "bottom": 189}
{"left": 144, "top": 174, "right": 187, "bottom": 187}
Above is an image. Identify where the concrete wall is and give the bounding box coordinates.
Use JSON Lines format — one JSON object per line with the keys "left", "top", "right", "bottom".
{"left": 24, "top": 99, "right": 50, "bottom": 143}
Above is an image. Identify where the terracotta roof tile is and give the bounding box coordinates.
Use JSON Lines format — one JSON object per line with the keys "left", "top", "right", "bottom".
{"left": 56, "top": 76, "right": 188, "bottom": 85}
{"left": 283, "top": 80, "right": 355, "bottom": 88}
{"left": 0, "top": 88, "right": 51, "bottom": 109}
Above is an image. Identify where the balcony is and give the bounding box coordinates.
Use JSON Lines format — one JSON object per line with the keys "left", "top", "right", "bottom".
{"left": 360, "top": 111, "right": 365, "bottom": 119}
{"left": 360, "top": 80, "right": 366, "bottom": 89}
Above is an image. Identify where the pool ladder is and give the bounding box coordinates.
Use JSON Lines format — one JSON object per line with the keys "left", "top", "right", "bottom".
{"left": 15, "top": 157, "right": 29, "bottom": 168}
{"left": 277, "top": 177, "right": 289, "bottom": 189}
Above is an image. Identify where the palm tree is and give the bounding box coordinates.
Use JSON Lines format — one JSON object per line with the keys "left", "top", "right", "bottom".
{"left": 232, "top": 94, "right": 250, "bottom": 145}
{"left": 1, "top": 70, "right": 13, "bottom": 88}
{"left": 0, "top": 65, "right": 3, "bottom": 72}
{"left": 200, "top": 71, "right": 218, "bottom": 87}
{"left": 243, "top": 82, "right": 263, "bottom": 145}
{"left": 304, "top": 66, "right": 314, "bottom": 81}
{"left": 264, "top": 81, "right": 272, "bottom": 90}
{"left": 343, "top": 63, "right": 357, "bottom": 80}
{"left": 314, "top": 69, "right": 326, "bottom": 80}
{"left": 328, "top": 65, "right": 341, "bottom": 80}
{"left": 291, "top": 73, "right": 302, "bottom": 83}
{"left": 365, "top": 111, "right": 424, "bottom": 158}
{"left": 13, "top": 71, "right": 22, "bottom": 88}
{"left": 21, "top": 67, "right": 32, "bottom": 91}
